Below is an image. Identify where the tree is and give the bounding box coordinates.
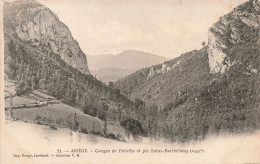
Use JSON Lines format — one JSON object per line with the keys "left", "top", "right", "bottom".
{"left": 16, "top": 79, "right": 29, "bottom": 96}
{"left": 81, "top": 92, "right": 88, "bottom": 112}
{"left": 115, "top": 89, "right": 120, "bottom": 98}
{"left": 75, "top": 90, "right": 80, "bottom": 105}
{"left": 134, "top": 98, "right": 144, "bottom": 108}
{"left": 97, "top": 100, "right": 109, "bottom": 120}
{"left": 31, "top": 75, "right": 37, "bottom": 90}
{"left": 64, "top": 87, "right": 75, "bottom": 105}
{"left": 117, "top": 103, "right": 122, "bottom": 123}
{"left": 146, "top": 104, "right": 158, "bottom": 138}
{"left": 108, "top": 81, "right": 114, "bottom": 88}
{"left": 5, "top": 56, "right": 18, "bottom": 79}
{"left": 17, "top": 61, "right": 24, "bottom": 83}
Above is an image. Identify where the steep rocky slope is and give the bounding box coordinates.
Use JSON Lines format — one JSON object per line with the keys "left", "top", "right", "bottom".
{"left": 4, "top": 0, "right": 89, "bottom": 74}
{"left": 208, "top": 0, "right": 260, "bottom": 73}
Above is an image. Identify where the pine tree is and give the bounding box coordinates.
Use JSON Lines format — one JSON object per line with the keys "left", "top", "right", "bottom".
{"left": 76, "top": 90, "right": 80, "bottom": 106}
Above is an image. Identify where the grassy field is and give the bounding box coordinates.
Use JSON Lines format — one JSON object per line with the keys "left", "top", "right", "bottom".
{"left": 11, "top": 100, "right": 127, "bottom": 139}
{"left": 5, "top": 80, "right": 128, "bottom": 140}
{"left": 13, "top": 103, "right": 104, "bottom": 134}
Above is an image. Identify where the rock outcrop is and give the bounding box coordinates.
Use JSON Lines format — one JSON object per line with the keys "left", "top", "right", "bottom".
{"left": 208, "top": 0, "right": 260, "bottom": 73}
{"left": 147, "top": 60, "right": 182, "bottom": 78}
{"left": 4, "top": 0, "right": 90, "bottom": 75}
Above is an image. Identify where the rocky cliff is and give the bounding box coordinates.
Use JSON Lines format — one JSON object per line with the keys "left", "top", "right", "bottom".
{"left": 208, "top": 0, "right": 260, "bottom": 73}
{"left": 4, "top": 0, "right": 89, "bottom": 75}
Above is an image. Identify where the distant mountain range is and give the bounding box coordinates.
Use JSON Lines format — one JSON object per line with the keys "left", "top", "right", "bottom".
{"left": 91, "top": 67, "right": 136, "bottom": 83}
{"left": 88, "top": 50, "right": 169, "bottom": 82}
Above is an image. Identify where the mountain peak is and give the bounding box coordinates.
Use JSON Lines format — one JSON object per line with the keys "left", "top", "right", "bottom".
{"left": 87, "top": 50, "right": 168, "bottom": 72}
{"left": 4, "top": 0, "right": 90, "bottom": 75}
{"left": 121, "top": 50, "right": 150, "bottom": 54}
{"left": 117, "top": 50, "right": 161, "bottom": 58}
{"left": 235, "top": 0, "right": 260, "bottom": 14}
{"left": 120, "top": 50, "right": 149, "bottom": 54}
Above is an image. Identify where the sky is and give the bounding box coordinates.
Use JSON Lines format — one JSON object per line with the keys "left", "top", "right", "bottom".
{"left": 38, "top": 0, "right": 247, "bottom": 58}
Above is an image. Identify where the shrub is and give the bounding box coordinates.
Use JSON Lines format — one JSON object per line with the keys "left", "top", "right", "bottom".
{"left": 90, "top": 131, "right": 104, "bottom": 137}
{"left": 49, "top": 124, "right": 57, "bottom": 130}
{"left": 79, "top": 127, "right": 88, "bottom": 134}
{"left": 107, "top": 133, "right": 119, "bottom": 141}
{"left": 34, "top": 115, "right": 42, "bottom": 124}
{"left": 15, "top": 80, "right": 30, "bottom": 96}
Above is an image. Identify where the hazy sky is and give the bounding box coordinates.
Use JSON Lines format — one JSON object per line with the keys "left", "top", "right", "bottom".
{"left": 38, "top": 0, "right": 247, "bottom": 58}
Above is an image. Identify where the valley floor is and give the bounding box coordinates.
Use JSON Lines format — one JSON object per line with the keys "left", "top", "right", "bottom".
{"left": 1, "top": 120, "right": 260, "bottom": 164}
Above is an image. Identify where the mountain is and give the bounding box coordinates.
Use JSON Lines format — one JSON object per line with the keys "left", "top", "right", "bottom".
{"left": 115, "top": 0, "right": 260, "bottom": 141}
{"left": 87, "top": 50, "right": 169, "bottom": 71}
{"left": 3, "top": 0, "right": 146, "bottom": 138}
{"left": 208, "top": 0, "right": 260, "bottom": 74}
{"left": 4, "top": 0, "right": 89, "bottom": 74}
{"left": 116, "top": 0, "right": 260, "bottom": 106}
{"left": 114, "top": 48, "right": 210, "bottom": 108}
{"left": 4, "top": 0, "right": 260, "bottom": 143}
{"left": 88, "top": 50, "right": 168, "bottom": 82}
{"left": 91, "top": 67, "right": 136, "bottom": 83}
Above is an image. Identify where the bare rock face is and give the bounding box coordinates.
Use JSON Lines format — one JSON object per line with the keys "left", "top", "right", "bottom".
{"left": 147, "top": 60, "right": 182, "bottom": 78}
{"left": 4, "top": 0, "right": 90, "bottom": 75}
{"left": 208, "top": 0, "right": 260, "bottom": 73}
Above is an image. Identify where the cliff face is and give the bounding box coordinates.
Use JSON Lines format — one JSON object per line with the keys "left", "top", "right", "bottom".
{"left": 208, "top": 0, "right": 260, "bottom": 73}
{"left": 147, "top": 58, "right": 183, "bottom": 78}
{"left": 4, "top": 0, "right": 89, "bottom": 75}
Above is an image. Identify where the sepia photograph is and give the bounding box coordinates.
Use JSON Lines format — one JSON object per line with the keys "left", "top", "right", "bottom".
{"left": 0, "top": 0, "right": 260, "bottom": 163}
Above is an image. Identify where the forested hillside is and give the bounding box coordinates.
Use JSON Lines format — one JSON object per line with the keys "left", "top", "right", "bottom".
{"left": 115, "top": 48, "right": 210, "bottom": 109}
{"left": 115, "top": 0, "right": 260, "bottom": 142}
{"left": 4, "top": 33, "right": 130, "bottom": 118}
{"left": 3, "top": 0, "right": 151, "bottom": 138}
{"left": 4, "top": 34, "right": 162, "bottom": 138}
